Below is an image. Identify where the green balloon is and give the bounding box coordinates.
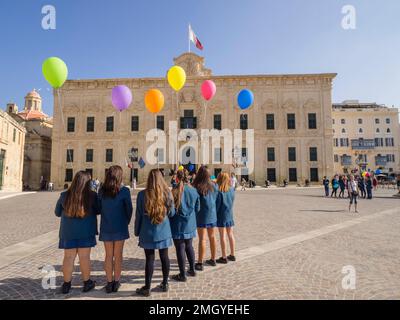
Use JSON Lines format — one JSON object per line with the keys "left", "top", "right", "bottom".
{"left": 42, "top": 57, "right": 68, "bottom": 89}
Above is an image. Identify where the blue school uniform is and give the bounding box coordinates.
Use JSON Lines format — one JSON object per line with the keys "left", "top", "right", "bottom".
{"left": 170, "top": 185, "right": 200, "bottom": 239}
{"left": 134, "top": 190, "right": 176, "bottom": 249}
{"left": 99, "top": 186, "right": 133, "bottom": 242}
{"left": 196, "top": 184, "right": 218, "bottom": 228}
{"left": 216, "top": 187, "right": 235, "bottom": 228}
{"left": 55, "top": 191, "right": 100, "bottom": 249}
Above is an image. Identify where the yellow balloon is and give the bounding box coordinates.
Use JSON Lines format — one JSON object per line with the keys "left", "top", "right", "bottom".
{"left": 167, "top": 66, "right": 186, "bottom": 91}
{"left": 178, "top": 166, "right": 184, "bottom": 171}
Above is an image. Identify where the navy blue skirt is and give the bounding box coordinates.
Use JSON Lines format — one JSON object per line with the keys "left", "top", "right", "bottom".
{"left": 217, "top": 221, "right": 235, "bottom": 228}
{"left": 139, "top": 238, "right": 173, "bottom": 250}
{"left": 197, "top": 222, "right": 217, "bottom": 229}
{"left": 59, "top": 237, "right": 97, "bottom": 249}
{"left": 99, "top": 231, "right": 129, "bottom": 242}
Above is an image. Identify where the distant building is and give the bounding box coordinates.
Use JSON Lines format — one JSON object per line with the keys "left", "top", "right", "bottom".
{"left": 0, "top": 108, "right": 26, "bottom": 191}
{"left": 8, "top": 90, "right": 53, "bottom": 190}
{"left": 332, "top": 100, "right": 400, "bottom": 176}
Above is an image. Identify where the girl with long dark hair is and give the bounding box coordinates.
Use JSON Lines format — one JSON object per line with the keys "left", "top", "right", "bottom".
{"left": 99, "top": 165, "right": 133, "bottom": 293}
{"left": 134, "top": 169, "right": 175, "bottom": 297}
{"left": 192, "top": 166, "right": 218, "bottom": 271}
{"left": 55, "top": 170, "right": 100, "bottom": 294}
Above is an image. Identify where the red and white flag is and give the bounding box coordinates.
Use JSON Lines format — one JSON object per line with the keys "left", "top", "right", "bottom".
{"left": 189, "top": 24, "right": 203, "bottom": 50}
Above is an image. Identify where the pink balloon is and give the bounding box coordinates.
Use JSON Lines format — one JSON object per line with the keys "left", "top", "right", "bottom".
{"left": 201, "top": 80, "right": 216, "bottom": 101}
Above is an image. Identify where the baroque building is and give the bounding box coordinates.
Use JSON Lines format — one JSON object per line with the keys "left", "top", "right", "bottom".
{"left": 8, "top": 90, "right": 53, "bottom": 190}
{"left": 0, "top": 108, "right": 26, "bottom": 191}
{"left": 51, "top": 52, "right": 336, "bottom": 189}
{"left": 332, "top": 100, "right": 400, "bottom": 176}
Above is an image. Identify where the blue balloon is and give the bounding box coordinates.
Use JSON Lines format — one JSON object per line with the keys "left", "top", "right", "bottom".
{"left": 237, "top": 89, "right": 254, "bottom": 110}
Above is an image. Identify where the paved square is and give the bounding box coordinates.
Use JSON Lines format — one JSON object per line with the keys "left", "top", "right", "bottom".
{"left": 0, "top": 187, "right": 399, "bottom": 300}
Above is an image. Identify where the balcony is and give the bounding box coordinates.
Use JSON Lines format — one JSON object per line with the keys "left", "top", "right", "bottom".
{"left": 375, "top": 156, "right": 387, "bottom": 166}
{"left": 351, "top": 139, "right": 375, "bottom": 150}
{"left": 180, "top": 117, "right": 197, "bottom": 129}
{"left": 340, "top": 155, "right": 352, "bottom": 166}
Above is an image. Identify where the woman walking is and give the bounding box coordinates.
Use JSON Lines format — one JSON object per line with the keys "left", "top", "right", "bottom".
{"left": 192, "top": 166, "right": 219, "bottom": 271}
{"left": 134, "top": 169, "right": 175, "bottom": 297}
{"left": 170, "top": 170, "right": 200, "bottom": 281}
{"left": 55, "top": 171, "right": 100, "bottom": 294}
{"left": 99, "top": 166, "right": 133, "bottom": 293}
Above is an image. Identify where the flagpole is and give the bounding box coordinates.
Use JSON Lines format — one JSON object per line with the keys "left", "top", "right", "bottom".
{"left": 188, "top": 24, "right": 191, "bottom": 53}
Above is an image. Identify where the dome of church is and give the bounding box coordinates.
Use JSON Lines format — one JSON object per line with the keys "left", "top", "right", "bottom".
{"left": 25, "top": 89, "right": 41, "bottom": 99}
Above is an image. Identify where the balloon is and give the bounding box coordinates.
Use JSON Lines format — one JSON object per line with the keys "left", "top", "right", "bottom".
{"left": 201, "top": 80, "right": 216, "bottom": 101}
{"left": 178, "top": 166, "right": 184, "bottom": 171}
{"left": 145, "top": 89, "right": 164, "bottom": 113}
{"left": 111, "top": 85, "right": 132, "bottom": 112}
{"left": 237, "top": 89, "right": 254, "bottom": 110}
{"left": 167, "top": 66, "right": 186, "bottom": 91}
{"left": 362, "top": 172, "right": 367, "bottom": 177}
{"left": 42, "top": 57, "right": 68, "bottom": 89}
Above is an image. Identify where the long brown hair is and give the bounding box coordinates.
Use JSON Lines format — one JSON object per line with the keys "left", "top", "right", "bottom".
{"left": 217, "top": 172, "right": 230, "bottom": 193}
{"left": 64, "top": 171, "right": 93, "bottom": 218}
{"left": 172, "top": 170, "right": 189, "bottom": 210}
{"left": 192, "top": 165, "right": 214, "bottom": 196}
{"left": 145, "top": 169, "right": 172, "bottom": 225}
{"left": 101, "top": 165, "right": 123, "bottom": 198}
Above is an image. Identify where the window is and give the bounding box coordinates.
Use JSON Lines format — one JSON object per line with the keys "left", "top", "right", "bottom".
{"left": 309, "top": 147, "right": 318, "bottom": 161}
{"left": 332, "top": 119, "right": 335, "bottom": 125}
{"left": 213, "top": 114, "right": 222, "bottom": 130}
{"left": 67, "top": 117, "right": 75, "bottom": 132}
{"left": 376, "top": 128, "right": 380, "bottom": 133}
{"left": 387, "top": 128, "right": 391, "bottom": 133}
{"left": 375, "top": 138, "right": 384, "bottom": 147}
{"left": 267, "top": 147, "right": 275, "bottom": 162}
{"left": 358, "top": 118, "right": 363, "bottom": 124}
{"left": 341, "top": 119, "right": 345, "bottom": 124}
{"left": 184, "top": 110, "right": 194, "bottom": 117}
{"left": 131, "top": 116, "right": 139, "bottom": 132}
{"left": 340, "top": 138, "right": 349, "bottom": 147}
{"left": 180, "top": 110, "right": 197, "bottom": 129}
{"left": 385, "top": 138, "right": 394, "bottom": 147}
{"left": 157, "top": 115, "right": 164, "bottom": 131}
{"left": 106, "top": 116, "right": 114, "bottom": 132}
{"left": 334, "top": 154, "right": 339, "bottom": 162}
{"left": 86, "top": 117, "right": 95, "bottom": 132}
{"left": 12, "top": 129, "right": 16, "bottom": 142}
{"left": 386, "top": 118, "right": 390, "bottom": 124}
{"left": 358, "top": 128, "right": 363, "bottom": 134}
{"left": 310, "top": 168, "right": 319, "bottom": 182}
{"left": 387, "top": 154, "right": 395, "bottom": 162}
{"left": 288, "top": 147, "right": 296, "bottom": 162}
{"left": 240, "top": 114, "right": 248, "bottom": 130}
{"left": 86, "top": 149, "right": 93, "bottom": 162}
{"left": 214, "top": 148, "right": 222, "bottom": 163}
{"left": 341, "top": 128, "right": 346, "bottom": 134}
{"left": 308, "top": 113, "right": 317, "bottom": 129}
{"left": 287, "top": 113, "right": 296, "bottom": 129}
{"left": 106, "top": 149, "right": 113, "bottom": 162}
{"left": 65, "top": 169, "right": 73, "bottom": 182}
{"left": 266, "top": 114, "right": 275, "bottom": 130}
{"left": 66, "top": 149, "right": 74, "bottom": 162}
{"left": 267, "top": 168, "right": 276, "bottom": 182}
{"left": 289, "top": 168, "right": 297, "bottom": 182}
{"left": 375, "top": 118, "right": 380, "bottom": 124}
{"left": 333, "top": 138, "right": 339, "bottom": 147}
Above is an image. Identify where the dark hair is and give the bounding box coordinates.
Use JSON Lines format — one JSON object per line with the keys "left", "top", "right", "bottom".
{"left": 192, "top": 166, "right": 214, "bottom": 196}
{"left": 64, "top": 171, "right": 93, "bottom": 218}
{"left": 172, "top": 170, "right": 189, "bottom": 210}
{"left": 101, "top": 165, "right": 123, "bottom": 198}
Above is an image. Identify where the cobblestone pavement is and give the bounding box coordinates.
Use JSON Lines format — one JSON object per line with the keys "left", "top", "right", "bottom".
{"left": 0, "top": 187, "right": 399, "bottom": 300}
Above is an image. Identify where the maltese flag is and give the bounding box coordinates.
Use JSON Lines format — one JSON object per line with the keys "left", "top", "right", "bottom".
{"left": 189, "top": 24, "right": 203, "bottom": 50}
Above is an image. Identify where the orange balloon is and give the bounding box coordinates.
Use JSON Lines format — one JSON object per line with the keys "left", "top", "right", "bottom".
{"left": 145, "top": 89, "right": 164, "bottom": 113}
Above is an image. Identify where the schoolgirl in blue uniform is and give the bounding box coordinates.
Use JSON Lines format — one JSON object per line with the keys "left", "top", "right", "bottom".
{"left": 170, "top": 170, "right": 200, "bottom": 281}
{"left": 134, "top": 169, "right": 175, "bottom": 297}
{"left": 99, "top": 165, "right": 133, "bottom": 293}
{"left": 216, "top": 172, "right": 236, "bottom": 264}
{"left": 55, "top": 170, "right": 100, "bottom": 294}
{"left": 192, "top": 166, "right": 218, "bottom": 271}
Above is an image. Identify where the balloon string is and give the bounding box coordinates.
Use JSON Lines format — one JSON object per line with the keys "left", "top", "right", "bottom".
{"left": 119, "top": 111, "right": 122, "bottom": 167}
{"left": 57, "top": 88, "right": 74, "bottom": 172}
{"left": 155, "top": 114, "right": 159, "bottom": 170}
{"left": 176, "top": 91, "right": 179, "bottom": 169}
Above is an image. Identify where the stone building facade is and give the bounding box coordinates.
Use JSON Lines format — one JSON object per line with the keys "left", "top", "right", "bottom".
{"left": 0, "top": 108, "right": 26, "bottom": 191}
{"left": 332, "top": 100, "right": 400, "bottom": 176}
{"left": 51, "top": 53, "right": 336, "bottom": 188}
{"left": 8, "top": 90, "right": 53, "bottom": 190}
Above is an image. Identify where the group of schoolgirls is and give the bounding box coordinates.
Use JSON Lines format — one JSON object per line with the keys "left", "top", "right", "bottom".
{"left": 55, "top": 165, "right": 236, "bottom": 297}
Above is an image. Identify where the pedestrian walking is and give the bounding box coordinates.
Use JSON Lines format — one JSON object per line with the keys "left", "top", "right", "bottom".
{"left": 322, "top": 176, "right": 330, "bottom": 197}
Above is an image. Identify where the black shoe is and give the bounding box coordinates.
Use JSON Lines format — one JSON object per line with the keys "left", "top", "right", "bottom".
{"left": 158, "top": 282, "right": 169, "bottom": 292}
{"left": 136, "top": 286, "right": 151, "bottom": 297}
{"left": 112, "top": 281, "right": 121, "bottom": 293}
{"left": 61, "top": 282, "right": 71, "bottom": 294}
{"left": 187, "top": 270, "right": 196, "bottom": 277}
{"left": 105, "top": 282, "right": 113, "bottom": 294}
{"left": 195, "top": 263, "right": 203, "bottom": 271}
{"left": 227, "top": 255, "right": 236, "bottom": 262}
{"left": 205, "top": 259, "right": 217, "bottom": 266}
{"left": 82, "top": 279, "right": 96, "bottom": 293}
{"left": 216, "top": 257, "right": 228, "bottom": 264}
{"left": 172, "top": 274, "right": 187, "bottom": 282}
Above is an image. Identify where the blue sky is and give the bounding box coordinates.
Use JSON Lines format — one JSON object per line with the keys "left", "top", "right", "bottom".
{"left": 0, "top": 0, "right": 399, "bottom": 116}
